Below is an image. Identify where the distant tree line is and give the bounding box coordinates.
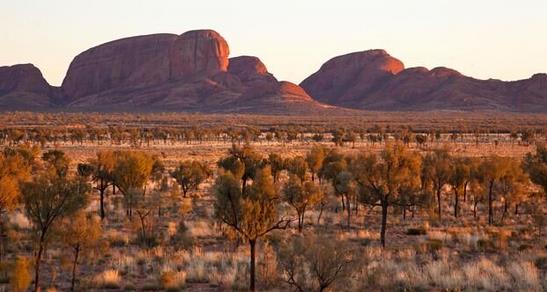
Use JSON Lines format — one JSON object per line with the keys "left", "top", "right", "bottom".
{"left": 0, "top": 125, "right": 542, "bottom": 148}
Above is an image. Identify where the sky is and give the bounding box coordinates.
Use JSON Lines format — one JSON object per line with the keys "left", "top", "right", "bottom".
{"left": 1, "top": 0, "right": 546, "bottom": 86}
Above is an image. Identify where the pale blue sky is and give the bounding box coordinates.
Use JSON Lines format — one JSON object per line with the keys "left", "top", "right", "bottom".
{"left": 1, "top": 0, "right": 546, "bottom": 85}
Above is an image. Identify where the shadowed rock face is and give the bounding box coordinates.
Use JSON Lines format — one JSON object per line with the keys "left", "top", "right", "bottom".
{"left": 300, "top": 50, "right": 547, "bottom": 112}
{"left": 0, "top": 64, "right": 58, "bottom": 109}
{"left": 300, "top": 50, "right": 404, "bottom": 104}
{"left": 0, "top": 64, "right": 51, "bottom": 95}
{"left": 227, "top": 56, "right": 279, "bottom": 98}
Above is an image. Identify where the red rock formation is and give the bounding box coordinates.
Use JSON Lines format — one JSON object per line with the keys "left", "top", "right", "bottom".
{"left": 228, "top": 56, "right": 271, "bottom": 81}
{"left": 56, "top": 30, "right": 328, "bottom": 113}
{"left": 227, "top": 56, "right": 278, "bottom": 98}
{"left": 0, "top": 64, "right": 57, "bottom": 109}
{"left": 0, "top": 64, "right": 51, "bottom": 94}
{"left": 62, "top": 30, "right": 230, "bottom": 100}
{"left": 278, "top": 81, "right": 313, "bottom": 101}
{"left": 169, "top": 30, "right": 229, "bottom": 79}
{"left": 4, "top": 31, "right": 546, "bottom": 113}
{"left": 227, "top": 56, "right": 314, "bottom": 102}
{"left": 62, "top": 34, "right": 178, "bottom": 99}
{"left": 300, "top": 50, "right": 547, "bottom": 112}
{"left": 300, "top": 50, "right": 404, "bottom": 104}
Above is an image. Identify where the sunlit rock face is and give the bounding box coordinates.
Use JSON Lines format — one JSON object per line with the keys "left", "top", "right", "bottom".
{"left": 61, "top": 30, "right": 230, "bottom": 100}
{"left": 169, "top": 30, "right": 230, "bottom": 79}
{"left": 55, "top": 29, "right": 327, "bottom": 113}
{"left": 3, "top": 30, "right": 545, "bottom": 112}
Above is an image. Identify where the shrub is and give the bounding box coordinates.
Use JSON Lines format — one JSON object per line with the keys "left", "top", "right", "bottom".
{"left": 186, "top": 260, "right": 208, "bottom": 283}
{"left": 518, "top": 244, "right": 533, "bottom": 251}
{"left": 257, "top": 242, "right": 278, "bottom": 288}
{"left": 0, "top": 262, "right": 9, "bottom": 284}
{"left": 141, "top": 279, "right": 161, "bottom": 291}
{"left": 171, "top": 220, "right": 194, "bottom": 249}
{"left": 477, "top": 239, "right": 496, "bottom": 252}
{"left": 406, "top": 227, "right": 427, "bottom": 235}
{"left": 95, "top": 269, "right": 121, "bottom": 289}
{"left": 123, "top": 283, "right": 137, "bottom": 291}
{"left": 534, "top": 257, "right": 547, "bottom": 270}
{"left": 232, "top": 262, "right": 250, "bottom": 290}
{"left": 507, "top": 261, "right": 541, "bottom": 290}
{"left": 161, "top": 270, "right": 186, "bottom": 291}
{"left": 463, "top": 258, "right": 510, "bottom": 290}
{"left": 136, "top": 233, "right": 160, "bottom": 247}
{"left": 106, "top": 230, "right": 129, "bottom": 247}
{"left": 10, "top": 256, "right": 32, "bottom": 292}
{"left": 426, "top": 239, "right": 443, "bottom": 252}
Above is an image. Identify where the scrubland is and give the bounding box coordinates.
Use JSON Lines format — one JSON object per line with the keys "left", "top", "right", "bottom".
{"left": 0, "top": 113, "right": 545, "bottom": 291}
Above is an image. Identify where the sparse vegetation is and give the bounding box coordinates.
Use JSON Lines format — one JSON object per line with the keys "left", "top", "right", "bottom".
{"left": 0, "top": 113, "right": 545, "bottom": 291}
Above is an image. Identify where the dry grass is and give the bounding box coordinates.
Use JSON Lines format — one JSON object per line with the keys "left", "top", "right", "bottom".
{"left": 93, "top": 269, "right": 121, "bottom": 289}
{"left": 356, "top": 249, "right": 544, "bottom": 291}
{"left": 160, "top": 269, "right": 186, "bottom": 290}
{"left": 1, "top": 122, "right": 545, "bottom": 291}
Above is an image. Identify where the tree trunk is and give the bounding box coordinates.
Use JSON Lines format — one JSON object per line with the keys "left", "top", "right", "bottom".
{"left": 454, "top": 188, "right": 459, "bottom": 218}
{"left": 346, "top": 195, "right": 351, "bottom": 229}
{"left": 363, "top": 204, "right": 367, "bottom": 227}
{"left": 99, "top": 188, "right": 106, "bottom": 220}
{"left": 317, "top": 202, "right": 324, "bottom": 225}
{"left": 514, "top": 203, "right": 519, "bottom": 215}
{"left": 380, "top": 198, "right": 388, "bottom": 248}
{"left": 463, "top": 181, "right": 469, "bottom": 202}
{"left": 34, "top": 236, "right": 45, "bottom": 292}
{"left": 300, "top": 213, "right": 303, "bottom": 232}
{"left": 249, "top": 239, "right": 257, "bottom": 292}
{"left": 242, "top": 179, "right": 247, "bottom": 194}
{"left": 488, "top": 181, "right": 494, "bottom": 225}
{"left": 436, "top": 187, "right": 442, "bottom": 220}
{"left": 71, "top": 245, "right": 80, "bottom": 292}
{"left": 501, "top": 199, "right": 508, "bottom": 224}
{"left": 139, "top": 215, "right": 147, "bottom": 242}
{"left": 0, "top": 217, "right": 5, "bottom": 263}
